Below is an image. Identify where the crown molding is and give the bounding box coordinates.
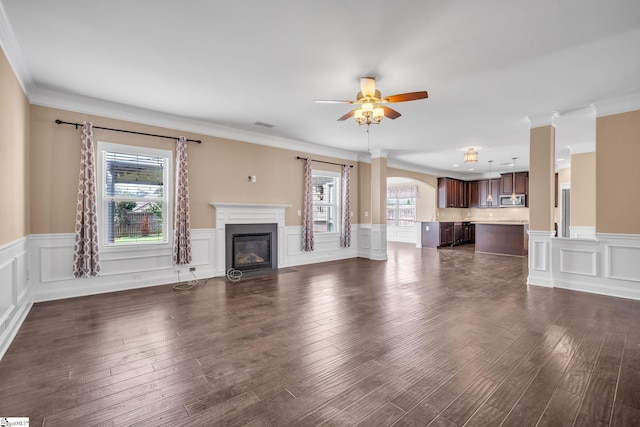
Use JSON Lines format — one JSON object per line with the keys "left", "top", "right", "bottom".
{"left": 525, "top": 111, "right": 559, "bottom": 129}
{"left": 29, "top": 86, "right": 361, "bottom": 162}
{"left": 569, "top": 142, "right": 595, "bottom": 154}
{"left": 386, "top": 158, "right": 450, "bottom": 178}
{"left": 593, "top": 93, "right": 640, "bottom": 118}
{"left": 0, "top": 1, "right": 34, "bottom": 95}
{"left": 369, "top": 149, "right": 387, "bottom": 159}
{"left": 556, "top": 159, "right": 571, "bottom": 171}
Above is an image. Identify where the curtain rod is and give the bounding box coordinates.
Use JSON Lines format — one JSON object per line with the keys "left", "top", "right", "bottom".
{"left": 296, "top": 156, "right": 353, "bottom": 168}
{"left": 55, "top": 119, "right": 202, "bottom": 144}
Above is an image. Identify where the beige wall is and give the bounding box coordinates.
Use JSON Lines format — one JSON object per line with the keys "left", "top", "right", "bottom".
{"left": 557, "top": 167, "right": 570, "bottom": 185}
{"left": 0, "top": 47, "right": 30, "bottom": 246}
{"left": 370, "top": 157, "right": 387, "bottom": 224}
{"left": 29, "top": 105, "right": 359, "bottom": 233}
{"left": 358, "top": 162, "right": 371, "bottom": 224}
{"left": 570, "top": 152, "right": 595, "bottom": 227}
{"left": 529, "top": 125, "right": 556, "bottom": 231}
{"left": 596, "top": 110, "right": 640, "bottom": 234}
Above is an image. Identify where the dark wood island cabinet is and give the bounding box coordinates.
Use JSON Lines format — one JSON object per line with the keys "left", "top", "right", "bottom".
{"left": 474, "top": 222, "right": 529, "bottom": 256}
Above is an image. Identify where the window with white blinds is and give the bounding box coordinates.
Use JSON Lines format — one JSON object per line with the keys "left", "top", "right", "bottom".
{"left": 97, "top": 142, "right": 172, "bottom": 246}
{"left": 312, "top": 170, "right": 340, "bottom": 233}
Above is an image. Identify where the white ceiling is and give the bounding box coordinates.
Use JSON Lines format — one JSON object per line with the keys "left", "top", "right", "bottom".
{"left": 2, "top": 0, "right": 640, "bottom": 177}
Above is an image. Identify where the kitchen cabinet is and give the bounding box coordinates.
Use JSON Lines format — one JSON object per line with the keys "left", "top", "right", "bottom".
{"left": 422, "top": 222, "right": 473, "bottom": 248}
{"left": 454, "top": 222, "right": 474, "bottom": 245}
{"left": 500, "top": 172, "right": 528, "bottom": 195}
{"left": 474, "top": 179, "right": 501, "bottom": 208}
{"left": 440, "top": 223, "right": 454, "bottom": 246}
{"left": 438, "top": 178, "right": 468, "bottom": 208}
{"left": 475, "top": 223, "right": 529, "bottom": 256}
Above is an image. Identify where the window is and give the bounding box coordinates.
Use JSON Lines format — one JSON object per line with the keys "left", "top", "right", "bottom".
{"left": 97, "top": 142, "right": 172, "bottom": 247}
{"left": 312, "top": 170, "right": 340, "bottom": 233}
{"left": 387, "top": 197, "right": 416, "bottom": 226}
{"left": 387, "top": 184, "right": 418, "bottom": 226}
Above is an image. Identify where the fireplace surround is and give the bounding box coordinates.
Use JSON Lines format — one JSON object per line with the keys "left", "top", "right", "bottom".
{"left": 211, "top": 202, "right": 290, "bottom": 276}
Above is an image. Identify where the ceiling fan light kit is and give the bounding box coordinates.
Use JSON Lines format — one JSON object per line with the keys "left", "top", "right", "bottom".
{"left": 315, "top": 77, "right": 428, "bottom": 127}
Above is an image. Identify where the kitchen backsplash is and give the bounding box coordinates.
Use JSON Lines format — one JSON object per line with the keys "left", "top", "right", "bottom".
{"left": 436, "top": 207, "right": 530, "bottom": 222}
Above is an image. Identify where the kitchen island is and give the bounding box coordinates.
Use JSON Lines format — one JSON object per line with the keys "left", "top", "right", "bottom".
{"left": 474, "top": 222, "right": 529, "bottom": 256}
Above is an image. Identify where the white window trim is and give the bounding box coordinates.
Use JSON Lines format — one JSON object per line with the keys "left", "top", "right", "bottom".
{"left": 96, "top": 141, "right": 173, "bottom": 253}
{"left": 387, "top": 197, "right": 417, "bottom": 227}
{"left": 312, "top": 169, "right": 341, "bottom": 235}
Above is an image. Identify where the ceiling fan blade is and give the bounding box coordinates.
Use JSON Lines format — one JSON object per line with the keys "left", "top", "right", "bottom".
{"left": 382, "top": 91, "right": 428, "bottom": 103}
{"left": 314, "top": 99, "right": 355, "bottom": 104}
{"left": 337, "top": 109, "right": 357, "bottom": 121}
{"left": 381, "top": 106, "right": 401, "bottom": 119}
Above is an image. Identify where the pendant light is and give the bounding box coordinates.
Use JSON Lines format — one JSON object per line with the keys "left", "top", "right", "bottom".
{"left": 510, "top": 157, "right": 517, "bottom": 201}
{"left": 487, "top": 160, "right": 493, "bottom": 203}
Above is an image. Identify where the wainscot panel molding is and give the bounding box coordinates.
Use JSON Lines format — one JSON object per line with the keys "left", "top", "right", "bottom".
{"left": 387, "top": 225, "right": 418, "bottom": 244}
{"left": 0, "top": 236, "right": 32, "bottom": 360}
{"left": 30, "top": 229, "right": 216, "bottom": 302}
{"left": 527, "top": 230, "right": 554, "bottom": 288}
{"left": 543, "top": 233, "right": 640, "bottom": 300}
{"left": 358, "top": 224, "right": 388, "bottom": 261}
{"left": 280, "top": 225, "right": 358, "bottom": 268}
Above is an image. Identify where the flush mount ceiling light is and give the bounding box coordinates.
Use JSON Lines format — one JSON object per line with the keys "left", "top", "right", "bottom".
{"left": 464, "top": 147, "right": 478, "bottom": 163}
{"left": 314, "top": 77, "right": 428, "bottom": 126}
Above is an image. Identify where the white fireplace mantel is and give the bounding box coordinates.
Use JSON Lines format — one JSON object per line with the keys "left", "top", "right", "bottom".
{"left": 210, "top": 202, "right": 291, "bottom": 274}
{"left": 210, "top": 202, "right": 291, "bottom": 210}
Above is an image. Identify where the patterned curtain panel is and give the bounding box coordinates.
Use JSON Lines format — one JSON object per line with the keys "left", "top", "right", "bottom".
{"left": 341, "top": 165, "right": 351, "bottom": 248}
{"left": 387, "top": 184, "right": 419, "bottom": 199}
{"left": 301, "top": 158, "right": 314, "bottom": 251}
{"left": 173, "top": 136, "right": 192, "bottom": 265}
{"left": 73, "top": 122, "right": 100, "bottom": 277}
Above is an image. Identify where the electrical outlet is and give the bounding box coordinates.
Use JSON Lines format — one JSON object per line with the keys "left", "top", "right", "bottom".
{"left": 189, "top": 267, "right": 196, "bottom": 272}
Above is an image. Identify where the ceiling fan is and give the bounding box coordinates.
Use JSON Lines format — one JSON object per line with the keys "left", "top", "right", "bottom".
{"left": 314, "top": 77, "right": 428, "bottom": 126}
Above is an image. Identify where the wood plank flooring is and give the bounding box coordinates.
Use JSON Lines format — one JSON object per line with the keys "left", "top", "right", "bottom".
{"left": 2, "top": 242, "right": 640, "bottom": 426}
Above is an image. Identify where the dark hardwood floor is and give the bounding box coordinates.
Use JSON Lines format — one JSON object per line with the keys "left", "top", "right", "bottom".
{"left": 2, "top": 242, "right": 640, "bottom": 426}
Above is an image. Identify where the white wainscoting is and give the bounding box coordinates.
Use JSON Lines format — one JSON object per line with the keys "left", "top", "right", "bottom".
{"left": 281, "top": 225, "right": 359, "bottom": 267}
{"left": 530, "top": 232, "right": 640, "bottom": 300}
{"left": 358, "top": 224, "right": 388, "bottom": 261}
{"left": 0, "top": 236, "right": 32, "bottom": 360}
{"left": 570, "top": 226, "right": 596, "bottom": 239}
{"left": 527, "top": 230, "right": 554, "bottom": 287}
{"left": 386, "top": 225, "right": 417, "bottom": 244}
{"left": 30, "top": 229, "right": 216, "bottom": 302}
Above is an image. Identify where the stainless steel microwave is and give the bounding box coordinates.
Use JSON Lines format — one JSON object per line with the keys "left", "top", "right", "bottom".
{"left": 499, "top": 194, "right": 526, "bottom": 207}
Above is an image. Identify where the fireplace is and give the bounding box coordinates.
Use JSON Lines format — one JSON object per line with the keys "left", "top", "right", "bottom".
{"left": 225, "top": 223, "right": 277, "bottom": 272}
